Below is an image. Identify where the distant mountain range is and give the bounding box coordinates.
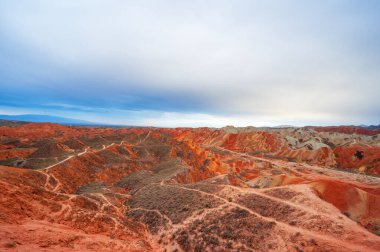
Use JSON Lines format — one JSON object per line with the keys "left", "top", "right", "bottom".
{"left": 0, "top": 114, "right": 379, "bottom": 129}
{"left": 0, "top": 114, "right": 96, "bottom": 125}
{"left": 363, "top": 125, "right": 380, "bottom": 130}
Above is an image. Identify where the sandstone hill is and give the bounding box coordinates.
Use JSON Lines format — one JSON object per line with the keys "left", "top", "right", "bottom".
{"left": 0, "top": 122, "right": 379, "bottom": 251}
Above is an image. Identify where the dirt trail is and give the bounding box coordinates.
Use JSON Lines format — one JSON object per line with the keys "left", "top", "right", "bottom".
{"left": 222, "top": 185, "right": 339, "bottom": 219}
{"left": 162, "top": 184, "right": 378, "bottom": 252}
{"left": 140, "top": 131, "right": 151, "bottom": 144}
{"left": 129, "top": 207, "right": 173, "bottom": 226}
{"left": 43, "top": 148, "right": 89, "bottom": 170}
{"left": 214, "top": 146, "right": 380, "bottom": 185}
{"left": 41, "top": 140, "right": 124, "bottom": 171}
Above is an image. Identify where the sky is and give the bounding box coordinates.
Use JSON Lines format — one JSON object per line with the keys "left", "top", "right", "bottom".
{"left": 0, "top": 0, "right": 379, "bottom": 127}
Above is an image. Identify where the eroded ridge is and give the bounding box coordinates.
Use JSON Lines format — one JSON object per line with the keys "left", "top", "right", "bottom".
{"left": 0, "top": 123, "right": 379, "bottom": 251}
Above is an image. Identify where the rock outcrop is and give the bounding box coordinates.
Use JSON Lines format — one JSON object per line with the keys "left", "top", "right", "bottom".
{"left": 0, "top": 122, "right": 379, "bottom": 251}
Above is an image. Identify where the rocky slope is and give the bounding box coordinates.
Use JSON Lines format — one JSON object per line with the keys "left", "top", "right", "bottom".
{"left": 0, "top": 122, "right": 379, "bottom": 251}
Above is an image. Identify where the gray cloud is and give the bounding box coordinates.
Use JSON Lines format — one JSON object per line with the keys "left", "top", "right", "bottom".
{"left": 0, "top": 0, "right": 379, "bottom": 126}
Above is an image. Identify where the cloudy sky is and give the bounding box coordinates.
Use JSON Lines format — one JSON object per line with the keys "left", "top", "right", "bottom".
{"left": 0, "top": 0, "right": 379, "bottom": 127}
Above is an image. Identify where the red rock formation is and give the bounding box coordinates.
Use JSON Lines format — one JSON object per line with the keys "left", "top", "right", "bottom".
{"left": 0, "top": 165, "right": 153, "bottom": 251}
{"left": 310, "top": 179, "right": 380, "bottom": 233}
{"left": 334, "top": 145, "right": 380, "bottom": 175}
{"left": 309, "top": 126, "right": 380, "bottom": 136}
{"left": 0, "top": 122, "right": 379, "bottom": 251}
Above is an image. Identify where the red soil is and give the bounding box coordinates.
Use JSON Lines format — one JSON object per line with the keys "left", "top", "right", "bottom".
{"left": 310, "top": 179, "right": 380, "bottom": 233}
{"left": 334, "top": 145, "right": 380, "bottom": 175}
{"left": 309, "top": 126, "right": 380, "bottom": 136}
{"left": 0, "top": 122, "right": 379, "bottom": 251}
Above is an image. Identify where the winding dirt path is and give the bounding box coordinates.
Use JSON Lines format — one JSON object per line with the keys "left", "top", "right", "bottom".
{"left": 161, "top": 184, "right": 378, "bottom": 252}
{"left": 222, "top": 184, "right": 336, "bottom": 219}
{"left": 41, "top": 140, "right": 125, "bottom": 171}
{"left": 128, "top": 207, "right": 173, "bottom": 226}
{"left": 43, "top": 148, "right": 89, "bottom": 170}
{"left": 213, "top": 146, "right": 380, "bottom": 185}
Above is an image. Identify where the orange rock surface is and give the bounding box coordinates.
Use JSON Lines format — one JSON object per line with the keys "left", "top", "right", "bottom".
{"left": 0, "top": 122, "right": 379, "bottom": 251}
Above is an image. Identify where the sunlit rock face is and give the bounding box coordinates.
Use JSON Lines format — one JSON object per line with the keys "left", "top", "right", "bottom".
{"left": 0, "top": 122, "right": 379, "bottom": 251}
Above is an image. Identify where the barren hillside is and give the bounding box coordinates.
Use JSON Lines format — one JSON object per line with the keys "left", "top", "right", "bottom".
{"left": 0, "top": 123, "right": 379, "bottom": 251}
